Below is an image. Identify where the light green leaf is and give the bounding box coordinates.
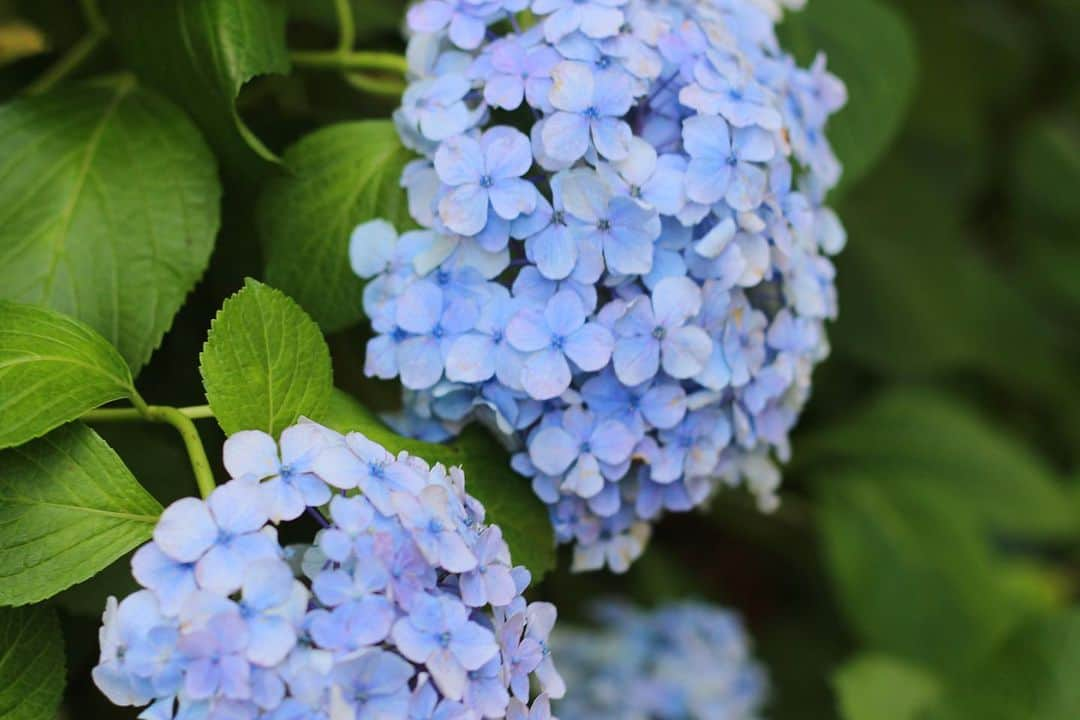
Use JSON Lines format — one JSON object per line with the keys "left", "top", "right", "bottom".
{"left": 834, "top": 654, "right": 941, "bottom": 720}
{"left": 318, "top": 389, "right": 556, "bottom": 579}
{"left": 201, "top": 279, "right": 334, "bottom": 437}
{"left": 0, "top": 422, "right": 162, "bottom": 606}
{"left": 102, "top": 0, "right": 290, "bottom": 176}
{"left": 800, "top": 388, "right": 1077, "bottom": 539}
{"left": 258, "top": 121, "right": 414, "bottom": 331}
{"left": 0, "top": 77, "right": 221, "bottom": 372}
{"left": 0, "top": 605, "right": 64, "bottom": 720}
{"left": 0, "top": 302, "right": 134, "bottom": 449}
{"left": 818, "top": 470, "right": 1028, "bottom": 675}
{"left": 779, "top": 0, "right": 918, "bottom": 193}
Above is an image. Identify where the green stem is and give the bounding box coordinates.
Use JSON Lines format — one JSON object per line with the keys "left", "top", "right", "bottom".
{"left": 147, "top": 406, "right": 216, "bottom": 500}
{"left": 333, "top": 0, "right": 356, "bottom": 54}
{"left": 25, "top": 0, "right": 107, "bottom": 96}
{"left": 289, "top": 49, "right": 408, "bottom": 76}
{"left": 344, "top": 72, "right": 406, "bottom": 98}
{"left": 84, "top": 401, "right": 217, "bottom": 499}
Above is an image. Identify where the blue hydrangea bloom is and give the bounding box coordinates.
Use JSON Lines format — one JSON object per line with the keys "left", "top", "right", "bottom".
{"left": 354, "top": 0, "right": 847, "bottom": 572}
{"left": 93, "top": 420, "right": 564, "bottom": 719}
{"left": 552, "top": 601, "right": 767, "bottom": 719}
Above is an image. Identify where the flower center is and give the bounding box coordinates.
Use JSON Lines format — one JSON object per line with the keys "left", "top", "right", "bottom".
{"left": 597, "top": 218, "right": 612, "bottom": 231}
{"left": 479, "top": 174, "right": 494, "bottom": 188}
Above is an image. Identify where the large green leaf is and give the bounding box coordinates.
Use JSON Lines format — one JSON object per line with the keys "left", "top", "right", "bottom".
{"left": 0, "top": 77, "right": 221, "bottom": 372}
{"left": 779, "top": 0, "right": 917, "bottom": 193}
{"left": 929, "top": 611, "right": 1080, "bottom": 720}
{"left": 0, "top": 422, "right": 162, "bottom": 606}
{"left": 317, "top": 389, "right": 556, "bottom": 579}
{"left": 102, "top": 0, "right": 290, "bottom": 176}
{"left": 818, "top": 470, "right": 1029, "bottom": 676}
{"left": 200, "top": 279, "right": 334, "bottom": 437}
{"left": 834, "top": 654, "right": 941, "bottom": 720}
{"left": 0, "top": 302, "right": 134, "bottom": 449}
{"left": 799, "top": 388, "right": 1077, "bottom": 539}
{"left": 0, "top": 605, "right": 64, "bottom": 720}
{"left": 831, "top": 153, "right": 1078, "bottom": 406}
{"left": 258, "top": 121, "right": 414, "bottom": 331}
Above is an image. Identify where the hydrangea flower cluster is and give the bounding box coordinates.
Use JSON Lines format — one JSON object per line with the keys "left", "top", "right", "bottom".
{"left": 551, "top": 601, "right": 766, "bottom": 719}
{"left": 92, "top": 420, "right": 564, "bottom": 720}
{"left": 353, "top": 0, "right": 847, "bottom": 571}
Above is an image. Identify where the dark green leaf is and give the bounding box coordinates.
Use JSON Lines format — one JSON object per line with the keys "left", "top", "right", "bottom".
{"left": 800, "top": 388, "right": 1077, "bottom": 539}
{"left": 102, "top": 0, "right": 290, "bottom": 176}
{"left": 0, "top": 605, "right": 64, "bottom": 720}
{"left": 258, "top": 121, "right": 414, "bottom": 331}
{"left": 200, "top": 279, "right": 334, "bottom": 437}
{"left": 834, "top": 654, "right": 941, "bottom": 720}
{"left": 929, "top": 611, "right": 1080, "bottom": 720}
{"left": 832, "top": 153, "right": 1078, "bottom": 405}
{"left": 0, "top": 422, "right": 162, "bottom": 606}
{"left": 818, "top": 469, "right": 1028, "bottom": 675}
{"left": 317, "top": 389, "right": 556, "bottom": 579}
{"left": 0, "top": 77, "right": 221, "bottom": 372}
{"left": 779, "top": 0, "right": 917, "bottom": 193}
{"left": 0, "top": 302, "right": 134, "bottom": 449}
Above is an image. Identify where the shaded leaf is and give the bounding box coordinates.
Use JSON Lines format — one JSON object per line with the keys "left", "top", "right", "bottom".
{"left": 0, "top": 422, "right": 162, "bottom": 606}
{"left": 258, "top": 121, "right": 414, "bottom": 331}
{"left": 102, "top": 0, "right": 290, "bottom": 176}
{"left": 929, "top": 611, "right": 1080, "bottom": 720}
{"left": 800, "top": 388, "right": 1077, "bottom": 539}
{"left": 0, "top": 605, "right": 64, "bottom": 720}
{"left": 317, "top": 389, "right": 556, "bottom": 579}
{"left": 779, "top": 0, "right": 917, "bottom": 193}
{"left": 0, "top": 302, "right": 134, "bottom": 449}
{"left": 818, "top": 469, "right": 1028, "bottom": 675}
{"left": 200, "top": 279, "right": 333, "bottom": 437}
{"left": 0, "top": 77, "right": 221, "bottom": 372}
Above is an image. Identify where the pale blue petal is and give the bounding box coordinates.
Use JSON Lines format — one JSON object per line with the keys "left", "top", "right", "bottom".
{"left": 563, "top": 322, "right": 613, "bottom": 371}
{"left": 521, "top": 349, "right": 572, "bottom": 400}
{"left": 613, "top": 335, "right": 660, "bottom": 386}
{"left": 528, "top": 426, "right": 578, "bottom": 476}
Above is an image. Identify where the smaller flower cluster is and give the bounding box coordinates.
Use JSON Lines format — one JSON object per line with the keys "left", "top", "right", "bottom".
{"left": 92, "top": 420, "right": 563, "bottom": 720}
{"left": 552, "top": 601, "right": 766, "bottom": 719}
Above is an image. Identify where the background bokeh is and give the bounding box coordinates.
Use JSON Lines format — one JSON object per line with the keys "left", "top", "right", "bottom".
{"left": 2, "top": 0, "right": 1077, "bottom": 717}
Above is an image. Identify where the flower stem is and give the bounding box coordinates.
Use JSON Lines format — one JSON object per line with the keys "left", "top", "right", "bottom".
{"left": 289, "top": 49, "right": 408, "bottom": 75}
{"left": 25, "top": 0, "right": 107, "bottom": 96}
{"left": 343, "top": 72, "right": 406, "bottom": 98}
{"left": 333, "top": 0, "right": 356, "bottom": 54}
{"left": 84, "top": 400, "right": 217, "bottom": 499}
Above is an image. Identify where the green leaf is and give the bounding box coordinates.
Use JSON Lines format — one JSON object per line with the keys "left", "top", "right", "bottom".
{"left": 779, "top": 0, "right": 917, "bottom": 193}
{"left": 929, "top": 611, "right": 1080, "bottom": 720}
{"left": 0, "top": 77, "right": 221, "bottom": 372}
{"left": 831, "top": 153, "right": 1078, "bottom": 406}
{"left": 287, "top": 0, "right": 405, "bottom": 42}
{"left": 834, "top": 654, "right": 941, "bottom": 720}
{"left": 800, "top": 388, "right": 1077, "bottom": 539}
{"left": 0, "top": 605, "right": 64, "bottom": 720}
{"left": 258, "top": 121, "right": 414, "bottom": 331}
{"left": 818, "top": 470, "right": 1028, "bottom": 675}
{"left": 201, "top": 279, "right": 334, "bottom": 437}
{"left": 0, "top": 422, "right": 162, "bottom": 606}
{"left": 0, "top": 302, "right": 134, "bottom": 449}
{"left": 101, "top": 0, "right": 290, "bottom": 176}
{"left": 317, "top": 389, "right": 556, "bottom": 579}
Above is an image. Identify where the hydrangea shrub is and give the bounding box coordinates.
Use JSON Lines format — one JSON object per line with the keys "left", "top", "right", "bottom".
{"left": 553, "top": 601, "right": 767, "bottom": 718}
{"left": 352, "top": 0, "right": 848, "bottom": 571}
{"left": 91, "top": 420, "right": 564, "bottom": 720}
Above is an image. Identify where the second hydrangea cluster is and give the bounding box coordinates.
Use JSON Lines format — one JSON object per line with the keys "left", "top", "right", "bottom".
{"left": 552, "top": 601, "right": 767, "bottom": 719}
{"left": 352, "top": 0, "right": 847, "bottom": 571}
{"left": 91, "top": 420, "right": 563, "bottom": 720}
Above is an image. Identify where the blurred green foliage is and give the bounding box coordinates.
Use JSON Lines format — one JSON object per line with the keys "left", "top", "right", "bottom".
{"left": 1, "top": 0, "right": 1077, "bottom": 718}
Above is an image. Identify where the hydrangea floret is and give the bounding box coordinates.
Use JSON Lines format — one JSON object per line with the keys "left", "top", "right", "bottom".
{"left": 552, "top": 601, "right": 767, "bottom": 719}
{"left": 92, "top": 419, "right": 564, "bottom": 720}
{"left": 353, "top": 0, "right": 847, "bottom": 572}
